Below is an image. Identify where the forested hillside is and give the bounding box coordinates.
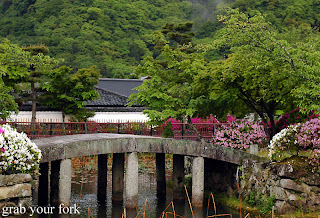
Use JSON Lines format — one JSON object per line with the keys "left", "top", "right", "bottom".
{"left": 0, "top": 0, "right": 194, "bottom": 78}
{"left": 1, "top": 0, "right": 319, "bottom": 78}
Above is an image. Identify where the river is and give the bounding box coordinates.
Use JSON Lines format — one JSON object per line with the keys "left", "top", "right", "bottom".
{"left": 68, "top": 155, "right": 240, "bottom": 218}
{"left": 28, "top": 155, "right": 240, "bottom": 217}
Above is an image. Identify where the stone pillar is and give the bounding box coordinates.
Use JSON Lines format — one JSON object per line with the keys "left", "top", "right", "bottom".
{"left": 193, "top": 207, "right": 204, "bottom": 217}
{"left": 192, "top": 157, "right": 204, "bottom": 207}
{"left": 97, "top": 154, "right": 108, "bottom": 204}
{"left": 59, "top": 159, "right": 72, "bottom": 207}
{"left": 125, "top": 152, "right": 138, "bottom": 208}
{"left": 173, "top": 154, "right": 184, "bottom": 200}
{"left": 156, "top": 153, "right": 166, "bottom": 198}
{"left": 112, "top": 153, "right": 124, "bottom": 202}
{"left": 38, "top": 162, "right": 49, "bottom": 206}
{"left": 50, "top": 159, "right": 72, "bottom": 207}
{"left": 32, "top": 176, "right": 39, "bottom": 206}
{"left": 250, "top": 144, "right": 258, "bottom": 155}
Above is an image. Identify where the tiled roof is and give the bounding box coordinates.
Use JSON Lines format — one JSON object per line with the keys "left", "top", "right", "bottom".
{"left": 97, "top": 78, "right": 144, "bottom": 97}
{"left": 20, "top": 78, "right": 145, "bottom": 110}
{"left": 86, "top": 87, "right": 128, "bottom": 106}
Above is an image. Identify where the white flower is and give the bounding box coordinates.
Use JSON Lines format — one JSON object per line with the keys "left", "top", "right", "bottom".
{"left": 268, "top": 124, "right": 301, "bottom": 160}
{"left": 0, "top": 124, "right": 42, "bottom": 175}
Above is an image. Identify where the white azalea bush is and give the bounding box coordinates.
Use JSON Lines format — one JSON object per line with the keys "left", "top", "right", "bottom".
{"left": 0, "top": 124, "right": 42, "bottom": 176}
{"left": 268, "top": 124, "right": 300, "bottom": 161}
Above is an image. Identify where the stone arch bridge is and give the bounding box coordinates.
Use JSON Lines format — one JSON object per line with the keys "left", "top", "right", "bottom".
{"left": 33, "top": 133, "right": 260, "bottom": 209}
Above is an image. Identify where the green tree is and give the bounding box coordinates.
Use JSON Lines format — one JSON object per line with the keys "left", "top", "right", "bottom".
{"left": 128, "top": 24, "right": 209, "bottom": 141}
{"left": 199, "top": 8, "right": 320, "bottom": 139}
{"left": 0, "top": 39, "right": 31, "bottom": 119}
{"left": 41, "top": 66, "right": 100, "bottom": 121}
{"left": 21, "top": 44, "right": 59, "bottom": 122}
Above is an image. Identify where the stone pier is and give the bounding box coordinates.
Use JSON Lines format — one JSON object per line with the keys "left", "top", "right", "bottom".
{"left": 173, "top": 154, "right": 185, "bottom": 200}
{"left": 156, "top": 153, "right": 166, "bottom": 197}
{"left": 112, "top": 153, "right": 124, "bottom": 202}
{"left": 97, "top": 154, "right": 108, "bottom": 204}
{"left": 192, "top": 157, "right": 204, "bottom": 207}
{"left": 50, "top": 159, "right": 72, "bottom": 207}
{"left": 125, "top": 152, "right": 138, "bottom": 208}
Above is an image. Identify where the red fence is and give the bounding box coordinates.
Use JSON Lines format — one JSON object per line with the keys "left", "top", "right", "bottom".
{"left": 0, "top": 121, "right": 226, "bottom": 141}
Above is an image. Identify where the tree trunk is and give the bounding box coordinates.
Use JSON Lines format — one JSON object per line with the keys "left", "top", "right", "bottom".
{"left": 266, "top": 112, "right": 276, "bottom": 141}
{"left": 265, "top": 100, "right": 277, "bottom": 141}
{"left": 62, "top": 110, "right": 65, "bottom": 122}
{"left": 31, "top": 81, "right": 37, "bottom": 122}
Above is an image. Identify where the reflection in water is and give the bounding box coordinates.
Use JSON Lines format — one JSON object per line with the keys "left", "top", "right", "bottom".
{"left": 111, "top": 202, "right": 122, "bottom": 218}
{"left": 33, "top": 156, "right": 240, "bottom": 217}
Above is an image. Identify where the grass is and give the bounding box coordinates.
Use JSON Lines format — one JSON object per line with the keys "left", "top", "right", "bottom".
{"left": 214, "top": 194, "right": 261, "bottom": 215}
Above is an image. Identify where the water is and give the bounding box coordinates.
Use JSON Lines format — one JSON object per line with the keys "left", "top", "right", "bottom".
{"left": 69, "top": 155, "right": 240, "bottom": 218}
{"left": 28, "top": 155, "right": 240, "bottom": 218}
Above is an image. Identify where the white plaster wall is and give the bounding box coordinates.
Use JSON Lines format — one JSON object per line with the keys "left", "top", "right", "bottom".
{"left": 9, "top": 111, "right": 69, "bottom": 122}
{"left": 88, "top": 112, "right": 149, "bottom": 122}
{"left": 9, "top": 111, "right": 149, "bottom": 123}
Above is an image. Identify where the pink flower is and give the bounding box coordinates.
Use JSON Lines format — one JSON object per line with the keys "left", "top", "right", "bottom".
{"left": 212, "top": 117, "right": 266, "bottom": 149}
{"left": 0, "top": 127, "right": 4, "bottom": 134}
{"left": 227, "top": 115, "right": 236, "bottom": 122}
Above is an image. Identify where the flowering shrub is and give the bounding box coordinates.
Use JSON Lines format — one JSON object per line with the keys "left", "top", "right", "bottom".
{"left": 87, "top": 121, "right": 100, "bottom": 132}
{"left": 273, "top": 108, "right": 319, "bottom": 132}
{"left": 269, "top": 117, "right": 320, "bottom": 172}
{"left": 268, "top": 124, "right": 300, "bottom": 161}
{"left": 0, "top": 124, "right": 42, "bottom": 176}
{"left": 162, "top": 115, "right": 219, "bottom": 131}
{"left": 212, "top": 117, "right": 267, "bottom": 149}
{"left": 226, "top": 115, "right": 236, "bottom": 122}
{"left": 161, "top": 115, "right": 219, "bottom": 138}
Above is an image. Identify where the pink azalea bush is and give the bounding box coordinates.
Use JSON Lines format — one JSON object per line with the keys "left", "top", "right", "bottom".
{"left": 269, "top": 108, "right": 319, "bottom": 133}
{"left": 212, "top": 116, "right": 267, "bottom": 149}
{"left": 269, "top": 117, "right": 320, "bottom": 172}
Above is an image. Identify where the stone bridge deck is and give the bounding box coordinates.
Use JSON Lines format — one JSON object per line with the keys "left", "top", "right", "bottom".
{"left": 34, "top": 133, "right": 260, "bottom": 164}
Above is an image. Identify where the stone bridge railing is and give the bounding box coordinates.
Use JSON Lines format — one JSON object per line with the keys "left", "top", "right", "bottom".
{"left": 33, "top": 133, "right": 261, "bottom": 209}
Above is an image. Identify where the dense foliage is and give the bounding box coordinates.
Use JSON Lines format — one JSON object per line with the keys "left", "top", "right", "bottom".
{"left": 2, "top": 0, "right": 320, "bottom": 131}
{"left": 233, "top": 0, "right": 320, "bottom": 30}
{"left": 194, "top": 8, "right": 320, "bottom": 140}
{"left": 0, "top": 0, "right": 194, "bottom": 78}
{"left": 0, "top": 39, "right": 59, "bottom": 120}
{"left": 41, "top": 65, "right": 100, "bottom": 121}
{"left": 1, "top": 0, "right": 320, "bottom": 77}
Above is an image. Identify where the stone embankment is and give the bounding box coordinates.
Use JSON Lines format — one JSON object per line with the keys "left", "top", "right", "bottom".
{"left": 0, "top": 174, "right": 33, "bottom": 211}
{"left": 241, "top": 159, "right": 320, "bottom": 213}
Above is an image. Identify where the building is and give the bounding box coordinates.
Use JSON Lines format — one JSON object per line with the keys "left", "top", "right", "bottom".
{"left": 11, "top": 78, "right": 149, "bottom": 122}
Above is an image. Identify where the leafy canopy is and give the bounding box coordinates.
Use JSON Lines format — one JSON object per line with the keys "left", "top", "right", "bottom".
{"left": 197, "top": 8, "right": 320, "bottom": 138}
{"left": 0, "top": 39, "right": 31, "bottom": 119}
{"left": 128, "top": 23, "right": 207, "bottom": 126}
{"left": 41, "top": 65, "right": 100, "bottom": 121}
